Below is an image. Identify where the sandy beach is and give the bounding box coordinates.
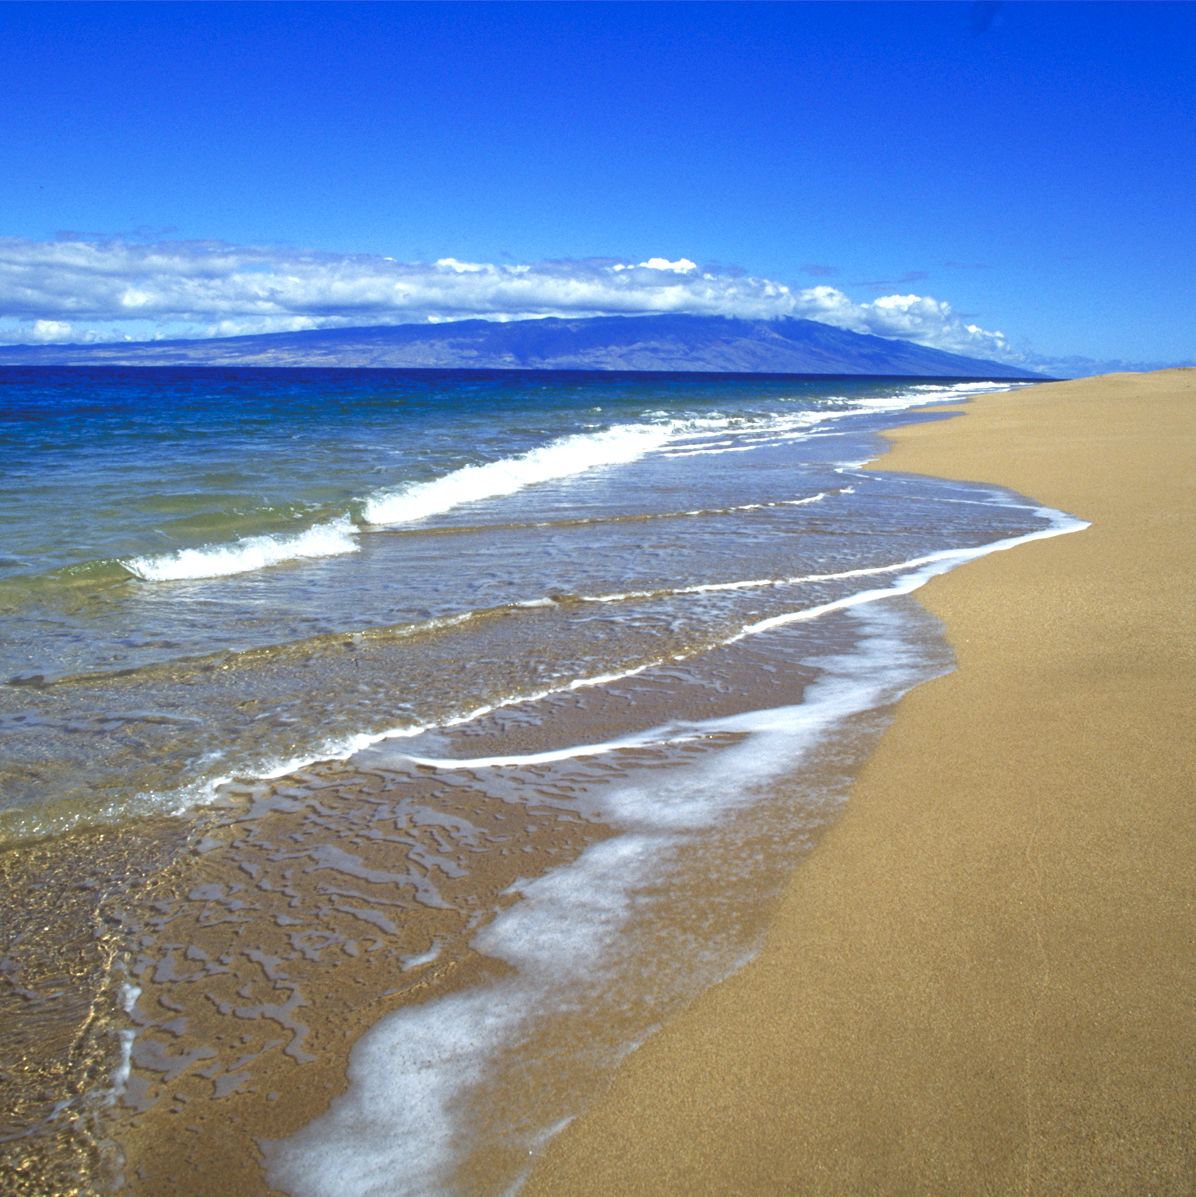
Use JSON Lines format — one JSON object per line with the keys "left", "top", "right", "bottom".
{"left": 523, "top": 368, "right": 1196, "bottom": 1195}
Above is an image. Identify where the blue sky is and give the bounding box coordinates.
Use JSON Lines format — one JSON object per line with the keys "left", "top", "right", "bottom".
{"left": 1, "top": 1, "right": 1193, "bottom": 371}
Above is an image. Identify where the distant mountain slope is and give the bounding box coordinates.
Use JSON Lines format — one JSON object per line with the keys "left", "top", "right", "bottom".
{"left": 0, "top": 314, "right": 1044, "bottom": 378}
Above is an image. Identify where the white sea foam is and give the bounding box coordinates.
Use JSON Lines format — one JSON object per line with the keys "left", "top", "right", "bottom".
{"left": 116, "top": 383, "right": 1021, "bottom": 584}
{"left": 123, "top": 518, "right": 359, "bottom": 581}
{"left": 662, "top": 442, "right": 758, "bottom": 458}
{"left": 262, "top": 606, "right": 938, "bottom": 1197}
{"left": 265, "top": 503, "right": 1087, "bottom": 1197}
{"left": 400, "top": 727, "right": 698, "bottom": 772}
{"left": 107, "top": 982, "right": 141, "bottom": 1103}
{"left": 681, "top": 491, "right": 827, "bottom": 516}
{"left": 903, "top": 380, "right": 1026, "bottom": 397}
{"left": 726, "top": 505, "right": 1088, "bottom": 643}
{"left": 121, "top": 422, "right": 673, "bottom": 583}
{"left": 659, "top": 409, "right": 836, "bottom": 457}
{"left": 659, "top": 382, "right": 1021, "bottom": 461}
{"left": 362, "top": 423, "right": 673, "bottom": 526}
{"left": 148, "top": 664, "right": 667, "bottom": 824}
{"left": 136, "top": 503, "right": 1087, "bottom": 831}
{"left": 568, "top": 534, "right": 1041, "bottom": 607}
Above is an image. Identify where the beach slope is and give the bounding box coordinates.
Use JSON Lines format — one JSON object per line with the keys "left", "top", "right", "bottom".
{"left": 523, "top": 369, "right": 1196, "bottom": 1194}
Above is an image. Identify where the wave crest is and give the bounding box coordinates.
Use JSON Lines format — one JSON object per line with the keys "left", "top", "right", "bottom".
{"left": 362, "top": 423, "right": 672, "bottom": 526}
{"left": 123, "top": 518, "right": 359, "bottom": 582}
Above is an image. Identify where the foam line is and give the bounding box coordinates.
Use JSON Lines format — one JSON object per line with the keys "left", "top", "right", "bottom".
{"left": 568, "top": 531, "right": 1053, "bottom": 607}
{"left": 399, "top": 727, "right": 704, "bottom": 772}
{"left": 115, "top": 382, "right": 1020, "bottom": 584}
{"left": 390, "top": 511, "right": 1089, "bottom": 775}
{"left": 123, "top": 518, "right": 359, "bottom": 581}
{"left": 262, "top": 605, "right": 947, "bottom": 1197}
{"left": 727, "top": 507, "right": 1089, "bottom": 642}
{"left": 362, "top": 423, "right": 673, "bottom": 526}
{"left": 135, "top": 505, "right": 1086, "bottom": 824}
{"left": 362, "top": 384, "right": 1017, "bottom": 528}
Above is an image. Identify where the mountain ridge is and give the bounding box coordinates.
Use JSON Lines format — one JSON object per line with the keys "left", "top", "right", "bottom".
{"left": 0, "top": 314, "right": 1045, "bottom": 378}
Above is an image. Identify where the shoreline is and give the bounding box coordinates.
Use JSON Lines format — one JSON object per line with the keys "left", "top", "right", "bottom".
{"left": 522, "top": 368, "right": 1196, "bottom": 1194}
{"left": 2, "top": 376, "right": 1052, "bottom": 1195}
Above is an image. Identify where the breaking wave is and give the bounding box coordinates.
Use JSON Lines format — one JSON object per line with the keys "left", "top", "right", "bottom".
{"left": 362, "top": 422, "right": 673, "bottom": 526}
{"left": 123, "top": 518, "right": 359, "bottom": 581}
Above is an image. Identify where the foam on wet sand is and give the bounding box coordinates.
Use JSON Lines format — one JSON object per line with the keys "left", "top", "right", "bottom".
{"left": 521, "top": 369, "right": 1196, "bottom": 1195}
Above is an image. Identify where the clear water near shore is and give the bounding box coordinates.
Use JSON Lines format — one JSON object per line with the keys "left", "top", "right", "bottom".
{"left": 0, "top": 367, "right": 1082, "bottom": 1194}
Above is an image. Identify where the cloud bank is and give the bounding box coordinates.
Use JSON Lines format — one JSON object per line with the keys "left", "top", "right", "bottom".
{"left": 0, "top": 237, "right": 1017, "bottom": 361}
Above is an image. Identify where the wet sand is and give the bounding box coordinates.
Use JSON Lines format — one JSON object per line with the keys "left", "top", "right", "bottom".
{"left": 523, "top": 369, "right": 1196, "bottom": 1194}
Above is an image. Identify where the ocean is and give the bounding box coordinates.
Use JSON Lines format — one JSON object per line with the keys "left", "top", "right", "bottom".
{"left": 0, "top": 366, "right": 1082, "bottom": 1194}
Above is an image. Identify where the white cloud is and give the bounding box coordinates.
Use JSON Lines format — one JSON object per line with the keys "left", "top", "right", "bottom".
{"left": 639, "top": 257, "right": 698, "bottom": 273}
{"left": 31, "top": 319, "right": 75, "bottom": 342}
{"left": 611, "top": 257, "right": 699, "bottom": 274}
{"left": 434, "top": 258, "right": 487, "bottom": 273}
{"left": 0, "top": 236, "right": 1017, "bottom": 361}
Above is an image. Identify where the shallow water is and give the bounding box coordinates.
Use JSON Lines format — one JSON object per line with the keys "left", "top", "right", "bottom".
{"left": 0, "top": 367, "right": 1081, "bottom": 1194}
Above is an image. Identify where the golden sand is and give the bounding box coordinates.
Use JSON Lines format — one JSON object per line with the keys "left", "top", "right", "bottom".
{"left": 523, "top": 369, "right": 1196, "bottom": 1194}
